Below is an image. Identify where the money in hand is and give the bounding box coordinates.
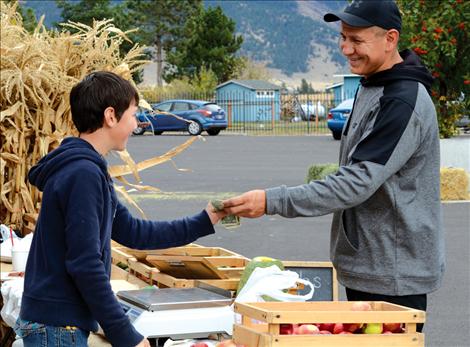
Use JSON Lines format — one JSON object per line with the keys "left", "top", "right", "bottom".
{"left": 210, "top": 199, "right": 240, "bottom": 229}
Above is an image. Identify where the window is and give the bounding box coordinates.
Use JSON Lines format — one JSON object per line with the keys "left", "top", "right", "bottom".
{"left": 172, "top": 102, "right": 190, "bottom": 111}
{"left": 256, "top": 90, "right": 275, "bottom": 98}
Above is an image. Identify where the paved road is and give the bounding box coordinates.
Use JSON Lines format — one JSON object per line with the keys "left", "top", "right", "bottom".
{"left": 116, "top": 134, "right": 469, "bottom": 347}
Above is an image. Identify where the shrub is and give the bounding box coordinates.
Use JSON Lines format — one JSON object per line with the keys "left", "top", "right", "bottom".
{"left": 306, "top": 163, "right": 339, "bottom": 183}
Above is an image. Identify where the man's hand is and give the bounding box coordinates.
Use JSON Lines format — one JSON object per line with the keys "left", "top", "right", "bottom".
{"left": 205, "top": 202, "right": 227, "bottom": 224}
{"left": 223, "top": 190, "right": 266, "bottom": 218}
{"left": 135, "top": 338, "right": 151, "bottom": 347}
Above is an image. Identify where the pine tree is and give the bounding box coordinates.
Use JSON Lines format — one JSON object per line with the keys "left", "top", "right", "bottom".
{"left": 123, "top": 0, "right": 201, "bottom": 86}
{"left": 165, "top": 6, "right": 243, "bottom": 84}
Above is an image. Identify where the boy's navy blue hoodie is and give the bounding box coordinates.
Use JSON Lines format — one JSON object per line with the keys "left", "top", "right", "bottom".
{"left": 20, "top": 137, "right": 215, "bottom": 347}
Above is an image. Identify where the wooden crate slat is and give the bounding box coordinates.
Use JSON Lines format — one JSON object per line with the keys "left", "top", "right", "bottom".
{"left": 233, "top": 301, "right": 425, "bottom": 347}
{"left": 234, "top": 324, "right": 424, "bottom": 347}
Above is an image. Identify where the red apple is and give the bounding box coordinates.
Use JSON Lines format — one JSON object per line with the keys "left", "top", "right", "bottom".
{"left": 383, "top": 323, "right": 402, "bottom": 333}
{"left": 297, "top": 324, "right": 320, "bottom": 335}
{"left": 191, "top": 343, "right": 209, "bottom": 347}
{"left": 343, "top": 323, "right": 363, "bottom": 333}
{"left": 339, "top": 331, "right": 353, "bottom": 334}
{"left": 318, "top": 323, "right": 335, "bottom": 332}
{"left": 382, "top": 330, "right": 393, "bottom": 334}
{"left": 332, "top": 323, "right": 344, "bottom": 334}
{"left": 292, "top": 324, "right": 301, "bottom": 334}
{"left": 280, "top": 323, "right": 295, "bottom": 335}
{"left": 215, "top": 340, "right": 237, "bottom": 347}
{"left": 351, "top": 301, "right": 372, "bottom": 311}
{"left": 319, "top": 330, "right": 333, "bottom": 334}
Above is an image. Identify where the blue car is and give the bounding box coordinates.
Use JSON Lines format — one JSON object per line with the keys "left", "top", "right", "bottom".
{"left": 326, "top": 98, "right": 354, "bottom": 140}
{"left": 133, "top": 99, "right": 228, "bottom": 136}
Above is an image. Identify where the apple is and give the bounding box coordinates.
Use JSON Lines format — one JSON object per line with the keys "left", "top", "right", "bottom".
{"left": 319, "top": 330, "right": 333, "bottom": 334}
{"left": 383, "top": 322, "right": 402, "bottom": 333}
{"left": 280, "top": 323, "right": 297, "bottom": 335}
{"left": 191, "top": 343, "right": 209, "bottom": 347}
{"left": 339, "top": 331, "right": 353, "bottom": 334}
{"left": 343, "top": 323, "right": 363, "bottom": 333}
{"left": 297, "top": 324, "right": 320, "bottom": 335}
{"left": 382, "top": 330, "right": 393, "bottom": 334}
{"left": 332, "top": 323, "right": 344, "bottom": 334}
{"left": 363, "top": 323, "right": 383, "bottom": 334}
{"left": 215, "top": 340, "right": 237, "bottom": 347}
{"left": 351, "top": 301, "right": 372, "bottom": 311}
{"left": 318, "top": 323, "right": 335, "bottom": 332}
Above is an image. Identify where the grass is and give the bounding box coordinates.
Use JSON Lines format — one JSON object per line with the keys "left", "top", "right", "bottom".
{"left": 227, "top": 119, "right": 331, "bottom": 135}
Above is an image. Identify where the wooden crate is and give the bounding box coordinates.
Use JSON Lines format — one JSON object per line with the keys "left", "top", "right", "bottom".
{"left": 233, "top": 301, "right": 425, "bottom": 347}
{"left": 111, "top": 244, "right": 249, "bottom": 292}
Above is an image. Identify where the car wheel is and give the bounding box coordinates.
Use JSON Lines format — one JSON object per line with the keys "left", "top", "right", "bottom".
{"left": 187, "top": 121, "right": 202, "bottom": 135}
{"left": 153, "top": 131, "right": 163, "bottom": 135}
{"left": 133, "top": 127, "right": 146, "bottom": 135}
{"left": 207, "top": 129, "right": 221, "bottom": 136}
{"left": 332, "top": 131, "right": 342, "bottom": 140}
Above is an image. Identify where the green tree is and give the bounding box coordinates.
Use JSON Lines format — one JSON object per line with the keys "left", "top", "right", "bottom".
{"left": 398, "top": 0, "right": 470, "bottom": 138}
{"left": 123, "top": 0, "right": 201, "bottom": 86}
{"left": 165, "top": 5, "right": 244, "bottom": 84}
{"left": 297, "top": 78, "right": 315, "bottom": 94}
{"left": 56, "top": 0, "right": 115, "bottom": 27}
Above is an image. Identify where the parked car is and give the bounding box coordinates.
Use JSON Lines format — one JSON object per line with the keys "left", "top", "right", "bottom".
{"left": 455, "top": 114, "right": 470, "bottom": 132}
{"left": 299, "top": 101, "right": 326, "bottom": 120}
{"left": 133, "top": 100, "right": 227, "bottom": 136}
{"left": 327, "top": 98, "right": 354, "bottom": 140}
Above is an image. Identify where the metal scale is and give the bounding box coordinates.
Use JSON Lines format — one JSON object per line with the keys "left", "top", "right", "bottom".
{"left": 116, "top": 284, "right": 234, "bottom": 339}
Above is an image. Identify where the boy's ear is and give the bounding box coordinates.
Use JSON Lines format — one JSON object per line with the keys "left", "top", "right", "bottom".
{"left": 103, "top": 107, "right": 117, "bottom": 128}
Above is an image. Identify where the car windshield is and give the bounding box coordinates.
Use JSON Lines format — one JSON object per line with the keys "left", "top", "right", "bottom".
{"left": 335, "top": 99, "right": 354, "bottom": 110}
{"left": 155, "top": 103, "right": 171, "bottom": 112}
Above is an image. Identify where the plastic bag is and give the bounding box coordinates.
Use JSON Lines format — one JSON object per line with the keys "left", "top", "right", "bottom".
{"left": 235, "top": 265, "right": 314, "bottom": 303}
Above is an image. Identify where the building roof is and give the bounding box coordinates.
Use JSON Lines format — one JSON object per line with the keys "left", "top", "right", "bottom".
{"left": 326, "top": 82, "right": 343, "bottom": 90}
{"left": 333, "top": 74, "right": 361, "bottom": 78}
{"left": 216, "top": 79, "right": 281, "bottom": 90}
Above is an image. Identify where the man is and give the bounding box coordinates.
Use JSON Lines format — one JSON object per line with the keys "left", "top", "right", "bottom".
{"left": 223, "top": 0, "right": 444, "bottom": 331}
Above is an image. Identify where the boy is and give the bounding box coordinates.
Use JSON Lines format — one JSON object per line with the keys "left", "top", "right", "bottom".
{"left": 15, "top": 71, "right": 223, "bottom": 347}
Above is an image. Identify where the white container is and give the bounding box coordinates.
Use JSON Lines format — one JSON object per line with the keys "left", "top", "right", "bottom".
{"left": 11, "top": 247, "right": 29, "bottom": 272}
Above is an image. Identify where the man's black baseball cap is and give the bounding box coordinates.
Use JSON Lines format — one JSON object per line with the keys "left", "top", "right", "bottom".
{"left": 324, "top": 0, "right": 402, "bottom": 32}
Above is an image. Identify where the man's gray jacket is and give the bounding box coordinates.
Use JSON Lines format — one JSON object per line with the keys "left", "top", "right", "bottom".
{"left": 266, "top": 49, "right": 445, "bottom": 296}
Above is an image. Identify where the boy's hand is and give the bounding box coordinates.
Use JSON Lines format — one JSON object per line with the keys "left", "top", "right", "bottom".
{"left": 223, "top": 190, "right": 266, "bottom": 218}
{"left": 135, "top": 338, "right": 151, "bottom": 347}
{"left": 205, "top": 201, "right": 227, "bottom": 225}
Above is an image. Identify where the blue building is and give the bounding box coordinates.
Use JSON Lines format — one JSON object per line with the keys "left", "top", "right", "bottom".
{"left": 216, "top": 80, "right": 281, "bottom": 123}
{"left": 326, "top": 74, "right": 361, "bottom": 106}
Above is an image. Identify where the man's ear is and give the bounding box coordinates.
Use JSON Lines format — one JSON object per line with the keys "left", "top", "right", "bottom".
{"left": 386, "top": 29, "right": 400, "bottom": 51}
{"left": 103, "top": 107, "right": 117, "bottom": 128}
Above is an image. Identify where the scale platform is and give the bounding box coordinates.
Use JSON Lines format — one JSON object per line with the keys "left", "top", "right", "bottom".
{"left": 116, "top": 285, "right": 235, "bottom": 339}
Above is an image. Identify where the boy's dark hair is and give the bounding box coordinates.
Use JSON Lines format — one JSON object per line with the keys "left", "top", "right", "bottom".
{"left": 70, "top": 71, "right": 139, "bottom": 133}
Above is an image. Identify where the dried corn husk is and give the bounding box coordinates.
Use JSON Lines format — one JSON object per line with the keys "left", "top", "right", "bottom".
{"left": 1, "top": 2, "right": 197, "bottom": 233}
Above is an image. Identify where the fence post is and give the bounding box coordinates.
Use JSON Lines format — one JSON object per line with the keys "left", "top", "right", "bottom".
{"left": 228, "top": 100, "right": 232, "bottom": 128}
{"left": 271, "top": 99, "right": 275, "bottom": 131}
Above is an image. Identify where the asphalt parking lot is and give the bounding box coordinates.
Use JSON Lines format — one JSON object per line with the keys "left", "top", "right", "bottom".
{"left": 116, "top": 133, "right": 469, "bottom": 347}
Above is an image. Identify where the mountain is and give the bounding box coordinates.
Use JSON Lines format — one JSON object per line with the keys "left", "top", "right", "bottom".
{"left": 206, "top": 0, "right": 349, "bottom": 87}
{"left": 19, "top": 0, "right": 349, "bottom": 88}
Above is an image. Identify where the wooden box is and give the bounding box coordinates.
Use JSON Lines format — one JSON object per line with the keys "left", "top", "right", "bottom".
{"left": 111, "top": 244, "right": 249, "bottom": 291}
{"left": 233, "top": 301, "right": 425, "bottom": 347}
